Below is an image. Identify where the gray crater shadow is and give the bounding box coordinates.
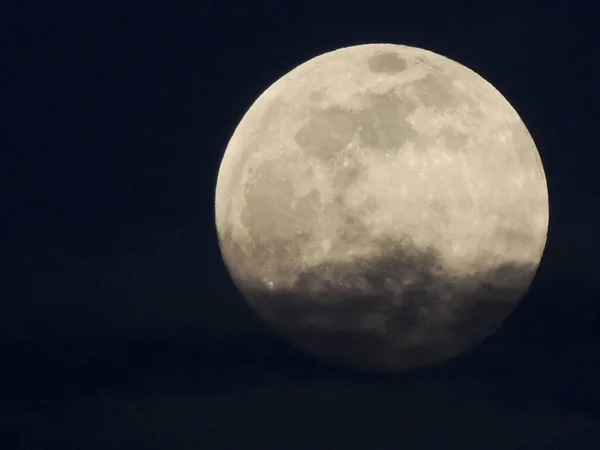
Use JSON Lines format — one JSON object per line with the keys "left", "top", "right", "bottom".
{"left": 243, "top": 237, "right": 537, "bottom": 373}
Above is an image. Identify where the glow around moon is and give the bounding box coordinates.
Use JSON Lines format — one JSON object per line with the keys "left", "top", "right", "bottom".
{"left": 215, "top": 43, "right": 549, "bottom": 372}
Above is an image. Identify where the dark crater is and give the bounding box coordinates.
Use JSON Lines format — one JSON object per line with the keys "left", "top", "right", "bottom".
{"left": 367, "top": 52, "right": 408, "bottom": 74}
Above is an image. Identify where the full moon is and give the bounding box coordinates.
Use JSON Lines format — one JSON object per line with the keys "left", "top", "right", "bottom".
{"left": 215, "top": 43, "right": 548, "bottom": 372}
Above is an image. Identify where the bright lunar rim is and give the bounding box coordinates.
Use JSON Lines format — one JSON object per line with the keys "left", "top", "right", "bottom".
{"left": 215, "top": 43, "right": 549, "bottom": 372}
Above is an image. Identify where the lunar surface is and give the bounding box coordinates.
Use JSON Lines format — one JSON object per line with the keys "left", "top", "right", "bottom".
{"left": 214, "top": 43, "right": 549, "bottom": 372}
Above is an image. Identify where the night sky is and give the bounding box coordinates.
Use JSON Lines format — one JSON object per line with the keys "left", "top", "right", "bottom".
{"left": 3, "top": 1, "right": 600, "bottom": 449}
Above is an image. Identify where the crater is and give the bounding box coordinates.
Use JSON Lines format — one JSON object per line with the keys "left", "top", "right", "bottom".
{"left": 367, "top": 52, "right": 408, "bottom": 74}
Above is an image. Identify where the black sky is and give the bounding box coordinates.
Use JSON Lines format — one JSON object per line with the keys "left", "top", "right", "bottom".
{"left": 2, "top": 1, "right": 600, "bottom": 449}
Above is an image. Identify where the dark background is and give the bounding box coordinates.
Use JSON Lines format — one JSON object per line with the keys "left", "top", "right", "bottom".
{"left": 2, "top": 1, "right": 600, "bottom": 449}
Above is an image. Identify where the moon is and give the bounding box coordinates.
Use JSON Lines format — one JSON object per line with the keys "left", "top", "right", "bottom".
{"left": 214, "top": 43, "right": 549, "bottom": 372}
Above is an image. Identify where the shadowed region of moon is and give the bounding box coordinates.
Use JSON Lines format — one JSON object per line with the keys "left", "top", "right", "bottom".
{"left": 242, "top": 237, "right": 535, "bottom": 372}
{"left": 215, "top": 43, "right": 549, "bottom": 372}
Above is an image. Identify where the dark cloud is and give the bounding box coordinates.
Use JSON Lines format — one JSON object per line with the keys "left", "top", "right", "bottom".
{"left": 3, "top": 217, "right": 600, "bottom": 450}
{"left": 243, "top": 235, "right": 536, "bottom": 372}
{"left": 4, "top": 324, "right": 600, "bottom": 450}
